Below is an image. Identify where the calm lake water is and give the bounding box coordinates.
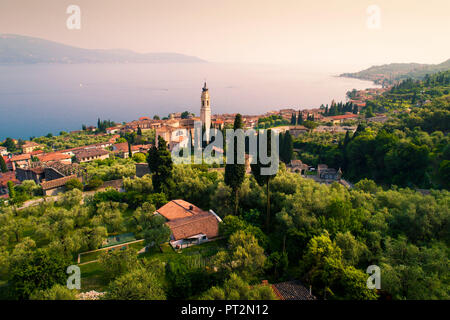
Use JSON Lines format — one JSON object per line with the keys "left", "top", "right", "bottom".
{"left": 0, "top": 63, "right": 377, "bottom": 139}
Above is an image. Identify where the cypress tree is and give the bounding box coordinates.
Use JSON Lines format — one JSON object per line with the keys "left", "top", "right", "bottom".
{"left": 224, "top": 114, "right": 246, "bottom": 215}
{"left": 290, "top": 113, "right": 297, "bottom": 125}
{"left": 251, "top": 129, "right": 278, "bottom": 231}
{"left": 283, "top": 131, "right": 293, "bottom": 164}
{"left": 7, "top": 181, "right": 15, "bottom": 199}
{"left": 147, "top": 136, "right": 174, "bottom": 195}
{"left": 0, "top": 155, "right": 7, "bottom": 173}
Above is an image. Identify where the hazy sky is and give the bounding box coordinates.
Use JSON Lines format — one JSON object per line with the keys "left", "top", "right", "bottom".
{"left": 0, "top": 0, "right": 449, "bottom": 71}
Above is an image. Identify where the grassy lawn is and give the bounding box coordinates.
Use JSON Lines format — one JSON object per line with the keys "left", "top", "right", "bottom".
{"left": 80, "top": 262, "right": 109, "bottom": 292}
{"left": 79, "top": 239, "right": 226, "bottom": 292}
{"left": 79, "top": 240, "right": 145, "bottom": 264}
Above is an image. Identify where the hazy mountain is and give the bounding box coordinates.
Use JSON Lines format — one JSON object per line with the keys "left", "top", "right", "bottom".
{"left": 340, "top": 59, "right": 450, "bottom": 85}
{"left": 0, "top": 34, "right": 206, "bottom": 64}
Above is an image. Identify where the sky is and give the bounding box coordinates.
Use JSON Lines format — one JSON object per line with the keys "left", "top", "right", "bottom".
{"left": 0, "top": 0, "right": 449, "bottom": 71}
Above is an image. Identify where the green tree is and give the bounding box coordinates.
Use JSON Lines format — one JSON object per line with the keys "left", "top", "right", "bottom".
{"left": 300, "top": 232, "right": 377, "bottom": 300}
{"left": 9, "top": 248, "right": 71, "bottom": 299}
{"left": 2, "top": 137, "right": 16, "bottom": 152}
{"left": 30, "top": 284, "right": 77, "bottom": 300}
{"left": 211, "top": 230, "right": 266, "bottom": 282}
{"left": 132, "top": 152, "right": 146, "bottom": 163}
{"left": 143, "top": 214, "right": 171, "bottom": 248}
{"left": 65, "top": 178, "right": 83, "bottom": 191}
{"left": 251, "top": 130, "right": 278, "bottom": 231}
{"left": 290, "top": 113, "right": 297, "bottom": 125}
{"left": 7, "top": 181, "right": 16, "bottom": 200}
{"left": 201, "top": 273, "right": 276, "bottom": 300}
{"left": 98, "top": 248, "right": 139, "bottom": 282}
{"left": 147, "top": 137, "right": 174, "bottom": 194}
{"left": 225, "top": 114, "right": 246, "bottom": 215}
{"left": 103, "top": 266, "right": 166, "bottom": 300}
{"left": 0, "top": 155, "right": 7, "bottom": 172}
{"left": 280, "top": 131, "right": 293, "bottom": 164}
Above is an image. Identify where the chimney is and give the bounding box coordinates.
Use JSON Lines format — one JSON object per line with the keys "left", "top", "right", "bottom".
{"left": 189, "top": 205, "right": 193, "bottom": 210}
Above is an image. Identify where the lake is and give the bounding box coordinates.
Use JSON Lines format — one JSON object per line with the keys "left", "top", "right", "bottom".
{"left": 0, "top": 63, "right": 377, "bottom": 139}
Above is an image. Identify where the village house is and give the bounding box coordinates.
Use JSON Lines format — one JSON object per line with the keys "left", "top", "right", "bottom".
{"left": 40, "top": 174, "right": 80, "bottom": 196}
{"left": 289, "top": 160, "right": 309, "bottom": 175}
{"left": 17, "top": 160, "right": 80, "bottom": 186}
{"left": 74, "top": 148, "right": 110, "bottom": 163}
{"left": 112, "top": 143, "right": 151, "bottom": 158}
{"left": 324, "top": 113, "right": 359, "bottom": 125}
{"left": 8, "top": 154, "right": 32, "bottom": 171}
{"left": 106, "top": 126, "right": 121, "bottom": 134}
{"left": 154, "top": 200, "right": 222, "bottom": 249}
{"left": 36, "top": 152, "right": 72, "bottom": 165}
{"left": 289, "top": 125, "right": 309, "bottom": 137}
{"left": 21, "top": 141, "right": 41, "bottom": 154}
{"left": 313, "top": 125, "right": 357, "bottom": 134}
{"left": 16, "top": 167, "right": 45, "bottom": 184}
{"left": 0, "top": 146, "right": 8, "bottom": 157}
{"left": 317, "top": 164, "right": 342, "bottom": 180}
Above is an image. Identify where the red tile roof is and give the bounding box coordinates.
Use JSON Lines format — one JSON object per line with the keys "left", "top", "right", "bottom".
{"left": 40, "top": 174, "right": 79, "bottom": 190}
{"left": 37, "top": 152, "right": 71, "bottom": 163}
{"left": 10, "top": 154, "right": 31, "bottom": 162}
{"left": 166, "top": 212, "right": 220, "bottom": 241}
{"left": 271, "top": 281, "right": 316, "bottom": 300}
{"left": 156, "top": 200, "right": 206, "bottom": 221}
{"left": 0, "top": 171, "right": 19, "bottom": 187}
{"left": 328, "top": 114, "right": 359, "bottom": 120}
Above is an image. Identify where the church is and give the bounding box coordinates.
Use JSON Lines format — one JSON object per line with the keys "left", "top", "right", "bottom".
{"left": 155, "top": 82, "right": 212, "bottom": 150}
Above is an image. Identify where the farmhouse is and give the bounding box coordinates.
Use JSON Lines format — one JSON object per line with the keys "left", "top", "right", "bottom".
{"left": 21, "top": 141, "right": 41, "bottom": 154}
{"left": 40, "top": 174, "right": 80, "bottom": 196}
{"left": 8, "top": 154, "right": 32, "bottom": 170}
{"left": 289, "top": 160, "right": 309, "bottom": 175}
{"left": 74, "top": 148, "right": 109, "bottom": 163}
{"left": 155, "top": 200, "right": 222, "bottom": 249}
{"left": 37, "top": 152, "right": 72, "bottom": 165}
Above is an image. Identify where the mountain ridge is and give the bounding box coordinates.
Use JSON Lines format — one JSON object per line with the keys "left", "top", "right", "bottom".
{"left": 0, "top": 34, "right": 206, "bottom": 64}
{"left": 340, "top": 59, "right": 450, "bottom": 85}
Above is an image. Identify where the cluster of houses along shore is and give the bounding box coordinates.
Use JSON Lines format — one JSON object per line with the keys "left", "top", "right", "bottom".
{"left": 1, "top": 82, "right": 369, "bottom": 199}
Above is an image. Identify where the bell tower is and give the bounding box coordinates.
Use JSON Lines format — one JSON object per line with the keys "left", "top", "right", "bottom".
{"left": 200, "top": 82, "right": 211, "bottom": 140}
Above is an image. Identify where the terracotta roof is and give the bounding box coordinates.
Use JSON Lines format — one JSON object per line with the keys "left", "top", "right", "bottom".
{"left": 113, "top": 143, "right": 129, "bottom": 153}
{"left": 74, "top": 148, "right": 109, "bottom": 159}
{"left": 37, "top": 152, "right": 71, "bottom": 163}
{"left": 30, "top": 150, "right": 44, "bottom": 156}
{"left": 10, "top": 154, "right": 31, "bottom": 162}
{"left": 22, "top": 141, "right": 40, "bottom": 148}
{"left": 328, "top": 114, "right": 359, "bottom": 120}
{"left": 167, "top": 212, "right": 220, "bottom": 241}
{"left": 156, "top": 200, "right": 206, "bottom": 221}
{"left": 271, "top": 281, "right": 316, "bottom": 300}
{"left": 40, "top": 174, "right": 79, "bottom": 190}
{"left": 0, "top": 171, "right": 19, "bottom": 187}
